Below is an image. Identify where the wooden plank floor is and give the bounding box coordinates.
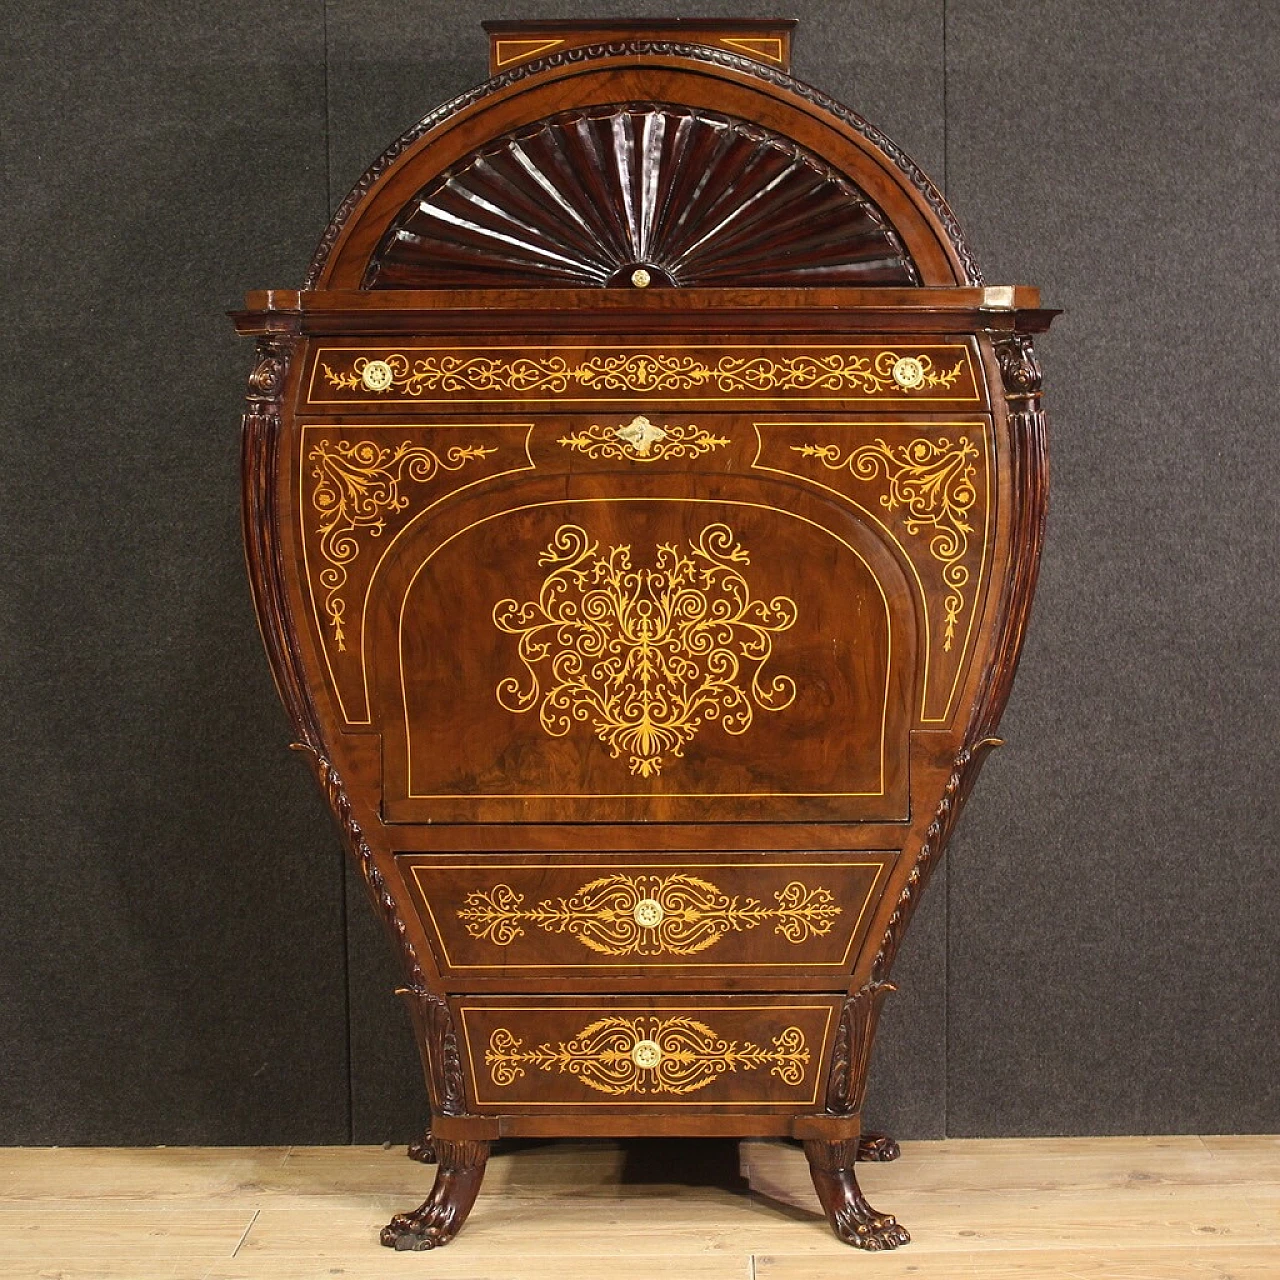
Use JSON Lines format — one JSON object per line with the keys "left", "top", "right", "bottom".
{"left": 0, "top": 1135, "right": 1276, "bottom": 1279}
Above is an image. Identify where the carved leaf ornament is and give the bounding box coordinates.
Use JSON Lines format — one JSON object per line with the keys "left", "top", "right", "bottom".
{"left": 367, "top": 104, "right": 919, "bottom": 288}
{"left": 492, "top": 523, "right": 798, "bottom": 776}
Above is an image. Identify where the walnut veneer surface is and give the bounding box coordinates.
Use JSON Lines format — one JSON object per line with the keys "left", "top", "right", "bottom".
{"left": 233, "top": 17, "right": 1057, "bottom": 1252}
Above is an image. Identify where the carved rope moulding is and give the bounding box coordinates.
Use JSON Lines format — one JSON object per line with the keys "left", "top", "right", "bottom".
{"left": 315, "top": 349, "right": 970, "bottom": 399}
{"left": 484, "top": 1016, "right": 811, "bottom": 1095}
{"left": 458, "top": 873, "right": 841, "bottom": 956}
{"left": 491, "top": 522, "right": 798, "bottom": 777}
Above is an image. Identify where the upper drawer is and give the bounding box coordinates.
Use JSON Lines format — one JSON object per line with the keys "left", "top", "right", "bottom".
{"left": 300, "top": 338, "right": 986, "bottom": 411}
{"left": 398, "top": 850, "right": 895, "bottom": 980}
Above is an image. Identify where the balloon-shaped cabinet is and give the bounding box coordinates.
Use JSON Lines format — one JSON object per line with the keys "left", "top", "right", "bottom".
{"left": 233, "top": 18, "right": 1056, "bottom": 1251}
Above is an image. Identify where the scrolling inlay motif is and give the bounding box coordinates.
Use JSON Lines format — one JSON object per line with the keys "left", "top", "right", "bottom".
{"left": 791, "top": 436, "right": 979, "bottom": 650}
{"left": 558, "top": 418, "right": 731, "bottom": 463}
{"left": 310, "top": 439, "right": 496, "bottom": 649}
{"left": 318, "top": 351, "right": 967, "bottom": 398}
{"left": 492, "top": 523, "right": 798, "bottom": 777}
{"left": 485, "top": 1017, "right": 810, "bottom": 1095}
{"left": 458, "top": 874, "right": 840, "bottom": 956}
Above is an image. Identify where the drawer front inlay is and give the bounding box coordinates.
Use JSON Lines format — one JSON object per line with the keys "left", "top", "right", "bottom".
{"left": 461, "top": 873, "right": 839, "bottom": 956}
{"left": 304, "top": 343, "right": 983, "bottom": 408}
{"left": 400, "top": 855, "right": 893, "bottom": 974}
{"left": 486, "top": 1015, "right": 810, "bottom": 1095}
{"left": 457, "top": 997, "right": 839, "bottom": 1108}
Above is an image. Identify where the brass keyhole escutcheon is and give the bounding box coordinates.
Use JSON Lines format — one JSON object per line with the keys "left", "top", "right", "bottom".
{"left": 614, "top": 415, "right": 668, "bottom": 457}
{"left": 360, "top": 359, "right": 393, "bottom": 392}
{"left": 631, "top": 1039, "right": 663, "bottom": 1069}
{"left": 633, "top": 898, "right": 665, "bottom": 929}
{"left": 891, "top": 356, "right": 926, "bottom": 390}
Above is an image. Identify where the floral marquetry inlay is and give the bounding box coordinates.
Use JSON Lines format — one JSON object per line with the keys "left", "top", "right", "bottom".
{"left": 309, "top": 439, "right": 495, "bottom": 649}
{"left": 458, "top": 873, "right": 841, "bottom": 957}
{"left": 485, "top": 1016, "right": 810, "bottom": 1096}
{"left": 791, "top": 436, "right": 980, "bottom": 650}
{"left": 491, "top": 523, "right": 798, "bottom": 777}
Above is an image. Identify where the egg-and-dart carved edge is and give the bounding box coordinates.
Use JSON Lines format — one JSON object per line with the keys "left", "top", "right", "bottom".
{"left": 304, "top": 40, "right": 982, "bottom": 289}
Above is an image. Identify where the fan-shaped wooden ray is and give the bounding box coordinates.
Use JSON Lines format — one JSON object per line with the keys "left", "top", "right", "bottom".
{"left": 365, "top": 104, "right": 920, "bottom": 288}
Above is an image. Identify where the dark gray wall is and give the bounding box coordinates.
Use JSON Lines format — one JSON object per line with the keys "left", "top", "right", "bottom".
{"left": 1, "top": 0, "right": 1275, "bottom": 1145}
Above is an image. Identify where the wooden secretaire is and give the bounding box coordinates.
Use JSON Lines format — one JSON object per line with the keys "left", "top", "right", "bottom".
{"left": 233, "top": 18, "right": 1056, "bottom": 1251}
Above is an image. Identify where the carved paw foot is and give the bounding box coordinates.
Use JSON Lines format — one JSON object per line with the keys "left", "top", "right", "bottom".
{"left": 830, "top": 1189, "right": 911, "bottom": 1250}
{"left": 381, "top": 1200, "right": 458, "bottom": 1251}
{"left": 856, "top": 1131, "right": 901, "bottom": 1162}
{"left": 804, "top": 1138, "right": 910, "bottom": 1251}
{"left": 406, "top": 1128, "right": 437, "bottom": 1163}
{"left": 380, "top": 1138, "right": 488, "bottom": 1251}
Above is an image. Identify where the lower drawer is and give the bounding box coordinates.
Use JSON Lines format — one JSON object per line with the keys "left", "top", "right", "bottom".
{"left": 455, "top": 994, "right": 841, "bottom": 1112}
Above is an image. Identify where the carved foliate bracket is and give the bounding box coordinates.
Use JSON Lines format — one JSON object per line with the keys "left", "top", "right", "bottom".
{"left": 826, "top": 980, "right": 897, "bottom": 1115}
{"left": 399, "top": 986, "right": 468, "bottom": 1117}
{"left": 993, "top": 333, "right": 1043, "bottom": 399}
{"left": 246, "top": 338, "right": 289, "bottom": 404}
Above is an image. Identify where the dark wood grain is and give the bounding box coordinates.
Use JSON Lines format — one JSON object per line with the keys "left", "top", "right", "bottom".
{"left": 234, "top": 17, "right": 1055, "bottom": 1252}
{"left": 366, "top": 104, "right": 917, "bottom": 290}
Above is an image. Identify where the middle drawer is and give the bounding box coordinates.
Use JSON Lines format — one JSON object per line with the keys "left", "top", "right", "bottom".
{"left": 396, "top": 851, "right": 895, "bottom": 980}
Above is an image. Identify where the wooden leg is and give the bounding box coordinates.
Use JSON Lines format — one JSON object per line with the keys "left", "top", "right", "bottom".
{"left": 380, "top": 1138, "right": 488, "bottom": 1251}
{"left": 406, "top": 1126, "right": 437, "bottom": 1163}
{"left": 856, "top": 1131, "right": 901, "bottom": 1162}
{"left": 803, "top": 1138, "right": 910, "bottom": 1250}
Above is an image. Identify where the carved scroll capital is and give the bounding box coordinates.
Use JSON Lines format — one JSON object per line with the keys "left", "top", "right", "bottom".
{"left": 993, "top": 333, "right": 1042, "bottom": 397}
{"left": 245, "top": 335, "right": 294, "bottom": 406}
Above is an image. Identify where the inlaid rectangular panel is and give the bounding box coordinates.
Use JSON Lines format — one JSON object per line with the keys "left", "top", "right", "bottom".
{"left": 301, "top": 339, "right": 984, "bottom": 410}
{"left": 456, "top": 995, "right": 841, "bottom": 1111}
{"left": 379, "top": 496, "right": 916, "bottom": 824}
{"left": 398, "top": 852, "right": 895, "bottom": 976}
{"left": 483, "top": 19, "right": 797, "bottom": 74}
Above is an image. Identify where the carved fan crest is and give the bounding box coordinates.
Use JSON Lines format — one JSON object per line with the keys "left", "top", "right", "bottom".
{"left": 366, "top": 104, "right": 919, "bottom": 288}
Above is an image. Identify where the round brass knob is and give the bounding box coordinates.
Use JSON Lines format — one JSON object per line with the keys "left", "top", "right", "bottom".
{"left": 631, "top": 267, "right": 652, "bottom": 288}
{"left": 891, "top": 356, "right": 926, "bottom": 390}
{"left": 360, "top": 359, "right": 393, "bottom": 392}
{"left": 633, "top": 898, "right": 664, "bottom": 928}
{"left": 631, "top": 1039, "right": 663, "bottom": 1069}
